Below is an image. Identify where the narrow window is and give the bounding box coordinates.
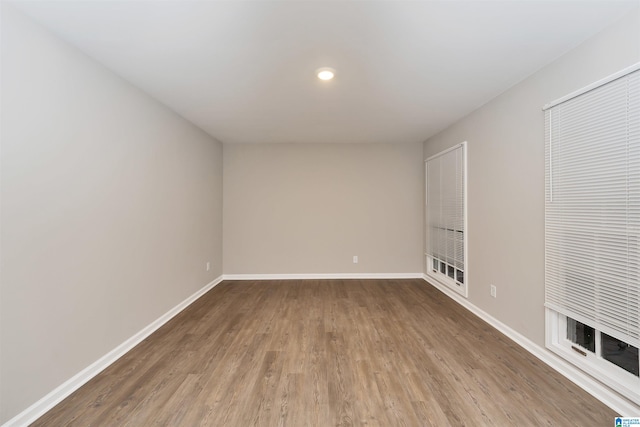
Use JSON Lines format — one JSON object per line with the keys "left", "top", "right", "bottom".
{"left": 425, "top": 143, "right": 467, "bottom": 297}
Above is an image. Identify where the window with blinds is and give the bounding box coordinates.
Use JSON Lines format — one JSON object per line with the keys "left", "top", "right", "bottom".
{"left": 544, "top": 63, "right": 640, "bottom": 403}
{"left": 425, "top": 143, "right": 467, "bottom": 297}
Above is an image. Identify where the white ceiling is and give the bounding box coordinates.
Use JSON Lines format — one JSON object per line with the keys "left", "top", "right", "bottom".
{"left": 12, "top": 0, "right": 638, "bottom": 144}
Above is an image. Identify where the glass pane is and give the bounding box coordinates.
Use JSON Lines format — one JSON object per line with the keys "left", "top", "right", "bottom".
{"left": 432, "top": 258, "right": 438, "bottom": 271}
{"left": 447, "top": 265, "right": 455, "bottom": 279}
{"left": 440, "top": 261, "right": 446, "bottom": 274}
{"left": 456, "top": 269, "right": 464, "bottom": 285}
{"left": 567, "top": 318, "right": 595, "bottom": 352}
{"left": 601, "top": 333, "right": 639, "bottom": 377}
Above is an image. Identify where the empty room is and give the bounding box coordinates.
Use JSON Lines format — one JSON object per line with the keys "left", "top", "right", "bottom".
{"left": 1, "top": 0, "right": 639, "bottom": 425}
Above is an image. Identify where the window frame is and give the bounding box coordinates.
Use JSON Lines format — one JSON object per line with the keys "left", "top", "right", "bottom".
{"left": 546, "top": 309, "right": 640, "bottom": 404}
{"left": 425, "top": 142, "right": 468, "bottom": 298}
{"left": 543, "top": 62, "right": 640, "bottom": 405}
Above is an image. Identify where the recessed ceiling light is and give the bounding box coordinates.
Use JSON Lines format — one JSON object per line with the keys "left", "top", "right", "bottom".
{"left": 316, "top": 67, "right": 335, "bottom": 81}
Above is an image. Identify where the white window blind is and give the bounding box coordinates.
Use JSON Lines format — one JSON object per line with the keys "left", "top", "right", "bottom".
{"left": 426, "top": 143, "right": 466, "bottom": 296}
{"left": 544, "top": 68, "right": 640, "bottom": 348}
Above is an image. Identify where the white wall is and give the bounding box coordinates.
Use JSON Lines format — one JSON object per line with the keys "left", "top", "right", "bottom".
{"left": 424, "top": 9, "right": 640, "bottom": 348}
{"left": 223, "top": 142, "right": 424, "bottom": 275}
{"left": 0, "top": 5, "right": 223, "bottom": 423}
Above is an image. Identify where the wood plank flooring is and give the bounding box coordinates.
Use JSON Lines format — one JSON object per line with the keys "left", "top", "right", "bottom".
{"left": 32, "top": 279, "right": 616, "bottom": 426}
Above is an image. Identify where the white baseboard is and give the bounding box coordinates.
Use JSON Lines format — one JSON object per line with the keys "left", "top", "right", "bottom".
{"left": 422, "top": 274, "right": 639, "bottom": 416}
{"left": 223, "top": 273, "right": 424, "bottom": 281}
{"left": 2, "top": 275, "right": 224, "bottom": 427}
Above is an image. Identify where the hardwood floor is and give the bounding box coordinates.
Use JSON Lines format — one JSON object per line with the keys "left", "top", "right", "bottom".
{"left": 32, "top": 279, "right": 615, "bottom": 426}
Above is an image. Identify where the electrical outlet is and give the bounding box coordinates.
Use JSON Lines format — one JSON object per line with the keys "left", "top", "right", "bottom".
{"left": 353, "top": 255, "right": 358, "bottom": 264}
{"left": 206, "top": 262, "right": 211, "bottom": 272}
{"left": 490, "top": 284, "right": 497, "bottom": 298}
